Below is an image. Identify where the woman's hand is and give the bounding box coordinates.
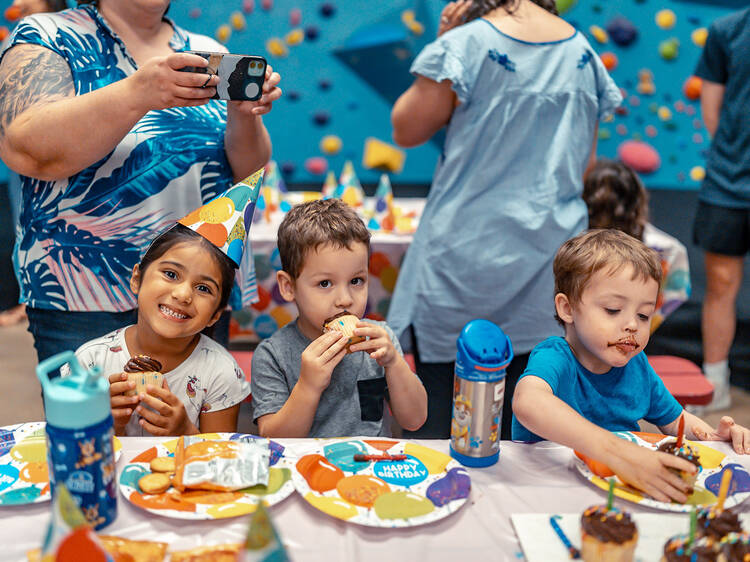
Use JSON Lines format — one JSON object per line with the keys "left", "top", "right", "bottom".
{"left": 127, "top": 52, "right": 219, "bottom": 112}
{"left": 438, "top": 0, "right": 472, "bottom": 36}
{"left": 108, "top": 372, "right": 139, "bottom": 435}
{"left": 136, "top": 380, "right": 198, "bottom": 436}
{"left": 227, "top": 63, "right": 282, "bottom": 117}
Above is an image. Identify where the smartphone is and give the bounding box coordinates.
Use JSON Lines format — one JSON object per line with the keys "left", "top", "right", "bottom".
{"left": 180, "top": 51, "right": 267, "bottom": 101}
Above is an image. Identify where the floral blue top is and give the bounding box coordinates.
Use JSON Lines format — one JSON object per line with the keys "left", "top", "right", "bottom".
{"left": 3, "top": 6, "right": 256, "bottom": 312}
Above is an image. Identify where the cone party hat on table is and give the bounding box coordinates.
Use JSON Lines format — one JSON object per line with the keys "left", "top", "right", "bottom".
{"left": 240, "top": 502, "right": 289, "bottom": 561}
{"left": 178, "top": 168, "right": 264, "bottom": 268}
{"left": 40, "top": 485, "right": 114, "bottom": 562}
{"left": 367, "top": 173, "right": 395, "bottom": 231}
{"left": 321, "top": 170, "right": 337, "bottom": 199}
{"left": 336, "top": 160, "right": 365, "bottom": 207}
{"left": 258, "top": 160, "right": 290, "bottom": 222}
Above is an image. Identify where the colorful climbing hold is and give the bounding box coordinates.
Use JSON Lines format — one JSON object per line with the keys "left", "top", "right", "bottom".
{"left": 313, "top": 111, "right": 330, "bottom": 126}
{"left": 600, "top": 52, "right": 618, "bottom": 71}
{"left": 216, "top": 24, "right": 231, "bottom": 44}
{"left": 655, "top": 9, "right": 676, "bottom": 30}
{"left": 230, "top": 11, "right": 246, "bottom": 31}
{"left": 683, "top": 76, "right": 702, "bottom": 101}
{"left": 290, "top": 8, "right": 302, "bottom": 26}
{"left": 659, "top": 38, "right": 679, "bottom": 61}
{"left": 657, "top": 106, "right": 672, "bottom": 122}
{"left": 305, "top": 157, "right": 328, "bottom": 175}
{"left": 618, "top": 140, "right": 661, "bottom": 174}
{"left": 320, "top": 3, "right": 336, "bottom": 18}
{"left": 285, "top": 28, "right": 304, "bottom": 46}
{"left": 266, "top": 37, "right": 288, "bottom": 57}
{"left": 690, "top": 166, "right": 705, "bottom": 181}
{"left": 606, "top": 16, "right": 637, "bottom": 47}
{"left": 320, "top": 135, "right": 342, "bottom": 155}
{"left": 691, "top": 28, "right": 708, "bottom": 48}
{"left": 589, "top": 25, "right": 608, "bottom": 44}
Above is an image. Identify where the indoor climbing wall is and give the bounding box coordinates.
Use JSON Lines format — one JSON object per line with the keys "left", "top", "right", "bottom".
{"left": 0, "top": 0, "right": 745, "bottom": 189}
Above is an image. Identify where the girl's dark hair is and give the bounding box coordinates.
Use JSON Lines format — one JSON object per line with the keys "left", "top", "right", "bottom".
{"left": 48, "top": 0, "right": 68, "bottom": 11}
{"left": 583, "top": 159, "right": 649, "bottom": 241}
{"left": 137, "top": 224, "right": 236, "bottom": 314}
{"left": 465, "top": 0, "right": 559, "bottom": 21}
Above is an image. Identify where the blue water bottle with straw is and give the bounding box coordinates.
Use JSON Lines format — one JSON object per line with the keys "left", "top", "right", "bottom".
{"left": 37, "top": 351, "right": 117, "bottom": 529}
{"left": 449, "top": 319, "right": 513, "bottom": 467}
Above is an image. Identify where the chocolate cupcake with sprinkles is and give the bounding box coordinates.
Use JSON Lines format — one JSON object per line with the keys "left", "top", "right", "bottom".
{"left": 580, "top": 479, "right": 638, "bottom": 562}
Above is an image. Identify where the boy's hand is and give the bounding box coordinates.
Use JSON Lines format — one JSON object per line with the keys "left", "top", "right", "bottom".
{"left": 108, "top": 372, "right": 139, "bottom": 435}
{"left": 692, "top": 416, "right": 750, "bottom": 454}
{"left": 299, "top": 331, "right": 349, "bottom": 393}
{"left": 350, "top": 322, "right": 398, "bottom": 367}
{"left": 136, "top": 380, "right": 196, "bottom": 436}
{"left": 607, "top": 441, "right": 696, "bottom": 503}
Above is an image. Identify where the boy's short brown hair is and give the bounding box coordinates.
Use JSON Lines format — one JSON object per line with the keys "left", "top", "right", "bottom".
{"left": 277, "top": 198, "right": 371, "bottom": 279}
{"left": 553, "top": 229, "right": 663, "bottom": 325}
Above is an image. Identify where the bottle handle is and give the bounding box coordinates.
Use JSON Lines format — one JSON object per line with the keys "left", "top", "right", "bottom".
{"left": 36, "top": 350, "right": 101, "bottom": 391}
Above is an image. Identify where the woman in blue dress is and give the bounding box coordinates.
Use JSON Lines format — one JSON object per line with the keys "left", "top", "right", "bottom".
{"left": 0, "top": 0, "right": 281, "bottom": 370}
{"left": 389, "top": 0, "right": 622, "bottom": 438}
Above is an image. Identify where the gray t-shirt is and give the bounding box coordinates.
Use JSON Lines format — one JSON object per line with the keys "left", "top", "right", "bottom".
{"left": 251, "top": 320, "right": 403, "bottom": 437}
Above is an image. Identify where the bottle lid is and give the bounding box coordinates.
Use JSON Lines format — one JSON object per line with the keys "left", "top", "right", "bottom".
{"left": 458, "top": 319, "right": 513, "bottom": 366}
{"left": 36, "top": 351, "right": 111, "bottom": 430}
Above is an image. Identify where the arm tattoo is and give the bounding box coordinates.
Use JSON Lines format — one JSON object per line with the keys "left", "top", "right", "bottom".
{"left": 0, "top": 44, "right": 74, "bottom": 137}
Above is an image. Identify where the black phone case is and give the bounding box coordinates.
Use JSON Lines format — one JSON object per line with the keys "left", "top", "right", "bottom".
{"left": 180, "top": 51, "right": 266, "bottom": 101}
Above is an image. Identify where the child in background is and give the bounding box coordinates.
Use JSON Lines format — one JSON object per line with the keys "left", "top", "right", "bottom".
{"left": 583, "top": 158, "right": 691, "bottom": 332}
{"left": 512, "top": 229, "right": 750, "bottom": 503}
{"left": 65, "top": 172, "right": 265, "bottom": 436}
{"left": 251, "top": 199, "right": 427, "bottom": 438}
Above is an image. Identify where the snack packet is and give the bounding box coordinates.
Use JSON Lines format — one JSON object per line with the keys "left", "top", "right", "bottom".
{"left": 173, "top": 436, "right": 270, "bottom": 492}
{"left": 241, "top": 502, "right": 289, "bottom": 562}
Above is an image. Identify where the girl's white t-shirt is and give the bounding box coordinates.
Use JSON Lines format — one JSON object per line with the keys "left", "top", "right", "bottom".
{"left": 64, "top": 326, "right": 250, "bottom": 436}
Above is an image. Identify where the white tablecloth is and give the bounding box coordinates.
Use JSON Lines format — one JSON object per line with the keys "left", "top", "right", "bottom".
{"left": 2, "top": 439, "right": 747, "bottom": 562}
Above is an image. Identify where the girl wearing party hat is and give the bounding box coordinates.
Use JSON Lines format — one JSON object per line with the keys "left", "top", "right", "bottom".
{"left": 62, "top": 171, "right": 264, "bottom": 436}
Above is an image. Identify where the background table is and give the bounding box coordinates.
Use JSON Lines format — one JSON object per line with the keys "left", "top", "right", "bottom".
{"left": 2, "top": 438, "right": 748, "bottom": 562}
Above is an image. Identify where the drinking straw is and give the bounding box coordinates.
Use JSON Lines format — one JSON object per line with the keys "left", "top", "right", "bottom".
{"left": 607, "top": 478, "right": 615, "bottom": 511}
{"left": 675, "top": 414, "right": 685, "bottom": 449}
{"left": 549, "top": 515, "right": 581, "bottom": 559}
{"left": 716, "top": 468, "right": 733, "bottom": 511}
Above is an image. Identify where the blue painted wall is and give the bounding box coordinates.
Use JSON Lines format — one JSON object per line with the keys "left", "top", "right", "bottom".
{"left": 0, "top": 0, "right": 743, "bottom": 189}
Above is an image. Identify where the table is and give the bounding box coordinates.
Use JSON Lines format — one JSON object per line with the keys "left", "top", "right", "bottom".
{"left": 3, "top": 438, "right": 748, "bottom": 562}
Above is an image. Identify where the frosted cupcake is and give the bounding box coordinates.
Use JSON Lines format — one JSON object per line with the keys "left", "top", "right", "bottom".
{"left": 656, "top": 439, "right": 701, "bottom": 492}
{"left": 580, "top": 505, "right": 638, "bottom": 562}
{"left": 322, "top": 311, "right": 365, "bottom": 352}
{"left": 662, "top": 534, "right": 722, "bottom": 562}
{"left": 123, "top": 355, "right": 163, "bottom": 397}
{"left": 720, "top": 532, "right": 749, "bottom": 562}
{"left": 697, "top": 506, "right": 743, "bottom": 541}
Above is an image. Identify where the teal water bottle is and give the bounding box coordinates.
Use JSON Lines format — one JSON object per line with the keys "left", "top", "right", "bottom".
{"left": 449, "top": 320, "right": 513, "bottom": 467}
{"left": 37, "top": 351, "right": 117, "bottom": 529}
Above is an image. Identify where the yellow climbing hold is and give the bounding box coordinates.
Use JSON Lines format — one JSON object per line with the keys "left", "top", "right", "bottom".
{"left": 320, "top": 135, "right": 343, "bottom": 155}
{"left": 589, "top": 25, "right": 608, "bottom": 44}
{"left": 690, "top": 166, "right": 706, "bottom": 182}
{"left": 655, "top": 9, "right": 676, "bottom": 30}
{"left": 230, "top": 11, "right": 246, "bottom": 31}
{"left": 692, "top": 28, "right": 708, "bottom": 48}
{"left": 657, "top": 106, "right": 673, "bottom": 122}
{"left": 266, "top": 37, "right": 288, "bottom": 58}
{"left": 285, "top": 28, "right": 304, "bottom": 46}
{"left": 215, "top": 24, "right": 231, "bottom": 44}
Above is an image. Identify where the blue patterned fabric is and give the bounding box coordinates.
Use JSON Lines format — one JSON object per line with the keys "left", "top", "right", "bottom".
{"left": 3, "top": 6, "right": 256, "bottom": 312}
{"left": 387, "top": 19, "right": 622, "bottom": 361}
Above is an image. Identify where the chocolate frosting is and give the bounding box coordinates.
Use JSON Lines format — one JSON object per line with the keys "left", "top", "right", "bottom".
{"left": 657, "top": 440, "right": 701, "bottom": 468}
{"left": 580, "top": 506, "right": 637, "bottom": 544}
{"left": 698, "top": 507, "right": 742, "bottom": 540}
{"left": 721, "top": 532, "right": 750, "bottom": 562}
{"left": 663, "top": 535, "right": 721, "bottom": 562}
{"left": 124, "top": 354, "right": 162, "bottom": 373}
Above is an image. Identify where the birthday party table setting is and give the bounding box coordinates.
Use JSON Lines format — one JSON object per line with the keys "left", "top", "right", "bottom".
{"left": 2, "top": 428, "right": 749, "bottom": 562}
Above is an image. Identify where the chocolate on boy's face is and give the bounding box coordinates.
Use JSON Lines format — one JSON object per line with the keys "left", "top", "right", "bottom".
{"left": 288, "top": 242, "right": 369, "bottom": 342}
{"left": 565, "top": 265, "right": 658, "bottom": 374}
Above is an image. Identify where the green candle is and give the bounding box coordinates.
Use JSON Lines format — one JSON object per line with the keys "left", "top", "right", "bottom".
{"left": 688, "top": 506, "right": 696, "bottom": 551}
{"left": 607, "top": 478, "right": 615, "bottom": 511}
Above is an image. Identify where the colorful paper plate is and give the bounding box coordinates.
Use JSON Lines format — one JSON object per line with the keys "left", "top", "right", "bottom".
{"left": 574, "top": 431, "right": 750, "bottom": 512}
{"left": 119, "top": 433, "right": 294, "bottom": 520}
{"left": 291, "top": 438, "right": 471, "bottom": 527}
{"left": 0, "top": 422, "right": 122, "bottom": 506}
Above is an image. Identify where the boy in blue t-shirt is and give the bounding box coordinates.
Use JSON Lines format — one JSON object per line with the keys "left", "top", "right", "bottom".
{"left": 512, "top": 229, "right": 750, "bottom": 503}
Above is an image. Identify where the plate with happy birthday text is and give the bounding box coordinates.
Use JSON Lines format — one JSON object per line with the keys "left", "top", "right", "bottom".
{"left": 574, "top": 431, "right": 750, "bottom": 512}
{"left": 291, "top": 438, "right": 471, "bottom": 528}
{"left": 118, "top": 433, "right": 294, "bottom": 520}
{"left": 0, "top": 422, "right": 122, "bottom": 506}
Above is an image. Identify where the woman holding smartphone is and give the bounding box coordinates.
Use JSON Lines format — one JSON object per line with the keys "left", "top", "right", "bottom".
{"left": 0, "top": 0, "right": 282, "bottom": 371}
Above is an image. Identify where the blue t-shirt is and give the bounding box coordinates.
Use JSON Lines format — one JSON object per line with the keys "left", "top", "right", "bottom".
{"left": 693, "top": 8, "right": 750, "bottom": 209}
{"left": 387, "top": 19, "right": 622, "bottom": 360}
{"left": 511, "top": 337, "right": 683, "bottom": 442}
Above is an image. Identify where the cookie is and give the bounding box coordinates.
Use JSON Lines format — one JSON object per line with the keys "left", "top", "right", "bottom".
{"left": 322, "top": 311, "right": 365, "bottom": 352}
{"left": 149, "top": 456, "right": 176, "bottom": 474}
{"left": 138, "top": 472, "right": 172, "bottom": 495}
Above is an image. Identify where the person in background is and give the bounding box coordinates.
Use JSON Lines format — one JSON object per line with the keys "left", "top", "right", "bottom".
{"left": 388, "top": 0, "right": 622, "bottom": 439}
{"left": 583, "top": 158, "right": 691, "bottom": 333}
{"left": 0, "top": 0, "right": 281, "bottom": 369}
{"left": 0, "top": 0, "right": 66, "bottom": 328}
{"left": 691, "top": 7, "right": 750, "bottom": 412}
{"left": 513, "top": 229, "right": 750, "bottom": 503}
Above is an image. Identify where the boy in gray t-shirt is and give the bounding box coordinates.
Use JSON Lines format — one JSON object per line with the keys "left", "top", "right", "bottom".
{"left": 250, "top": 199, "right": 427, "bottom": 438}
